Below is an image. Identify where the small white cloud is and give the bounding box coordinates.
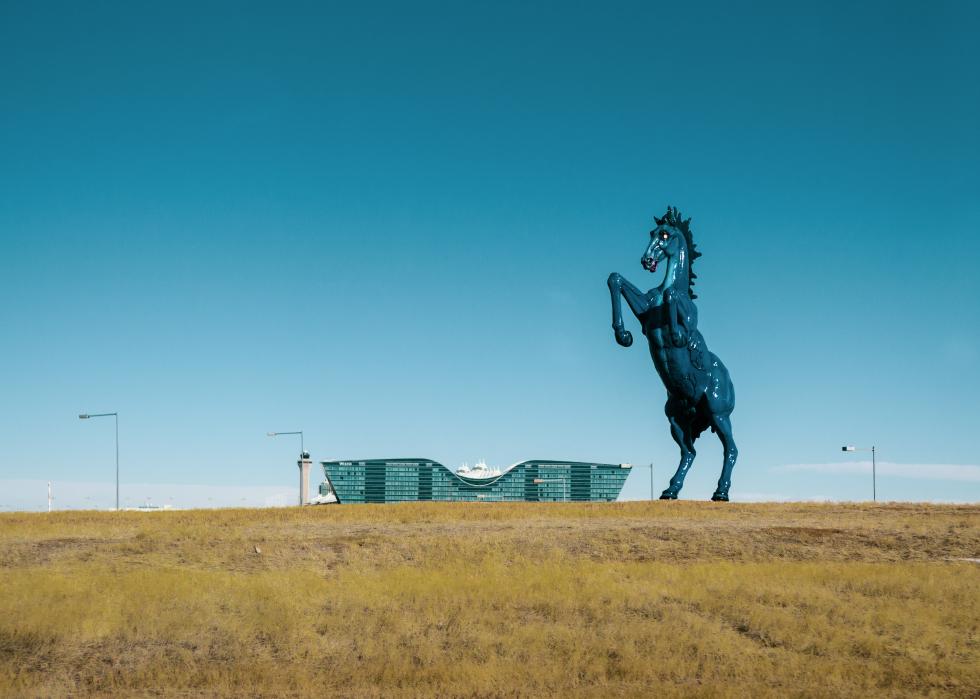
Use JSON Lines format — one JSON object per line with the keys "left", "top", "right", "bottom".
{"left": 730, "top": 492, "right": 835, "bottom": 503}
{"left": 0, "top": 479, "right": 303, "bottom": 512}
{"left": 774, "top": 461, "right": 980, "bottom": 482}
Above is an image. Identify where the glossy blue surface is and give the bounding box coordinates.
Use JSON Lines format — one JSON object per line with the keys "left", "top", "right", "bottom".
{"left": 608, "top": 206, "right": 737, "bottom": 501}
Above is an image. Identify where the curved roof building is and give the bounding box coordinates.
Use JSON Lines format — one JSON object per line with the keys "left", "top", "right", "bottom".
{"left": 320, "top": 458, "right": 631, "bottom": 504}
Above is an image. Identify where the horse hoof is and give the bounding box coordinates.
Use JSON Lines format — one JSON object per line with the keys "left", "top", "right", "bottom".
{"left": 659, "top": 491, "right": 678, "bottom": 500}
{"left": 616, "top": 330, "right": 633, "bottom": 347}
{"left": 711, "top": 493, "right": 729, "bottom": 502}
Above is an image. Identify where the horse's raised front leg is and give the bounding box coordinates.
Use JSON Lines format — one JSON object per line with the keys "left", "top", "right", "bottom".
{"left": 710, "top": 413, "right": 737, "bottom": 501}
{"left": 607, "top": 273, "right": 649, "bottom": 347}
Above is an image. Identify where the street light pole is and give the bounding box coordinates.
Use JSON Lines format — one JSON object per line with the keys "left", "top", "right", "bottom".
{"left": 267, "top": 430, "right": 304, "bottom": 456}
{"left": 532, "top": 477, "right": 569, "bottom": 500}
{"left": 115, "top": 413, "right": 119, "bottom": 510}
{"left": 842, "top": 444, "right": 877, "bottom": 502}
{"left": 268, "top": 431, "right": 309, "bottom": 506}
{"left": 80, "top": 412, "right": 119, "bottom": 510}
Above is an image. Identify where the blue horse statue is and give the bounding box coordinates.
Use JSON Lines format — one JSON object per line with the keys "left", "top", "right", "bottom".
{"left": 607, "top": 206, "right": 737, "bottom": 501}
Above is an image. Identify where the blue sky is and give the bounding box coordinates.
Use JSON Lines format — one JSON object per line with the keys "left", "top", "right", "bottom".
{"left": 1, "top": 1, "right": 978, "bottom": 509}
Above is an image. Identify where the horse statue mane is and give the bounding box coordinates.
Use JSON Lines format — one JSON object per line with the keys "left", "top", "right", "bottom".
{"left": 654, "top": 206, "right": 702, "bottom": 299}
{"left": 606, "top": 205, "right": 738, "bottom": 501}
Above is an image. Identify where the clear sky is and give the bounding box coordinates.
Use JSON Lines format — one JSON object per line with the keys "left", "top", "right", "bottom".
{"left": 2, "top": 1, "right": 978, "bottom": 510}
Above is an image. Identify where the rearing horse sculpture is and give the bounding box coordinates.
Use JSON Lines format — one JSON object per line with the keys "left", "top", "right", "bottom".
{"left": 607, "top": 206, "right": 737, "bottom": 501}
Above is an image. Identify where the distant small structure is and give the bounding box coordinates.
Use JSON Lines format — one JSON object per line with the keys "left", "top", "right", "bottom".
{"left": 307, "top": 490, "right": 337, "bottom": 505}
{"left": 124, "top": 503, "right": 175, "bottom": 512}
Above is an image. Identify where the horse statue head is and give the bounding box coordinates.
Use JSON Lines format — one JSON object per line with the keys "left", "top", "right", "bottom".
{"left": 640, "top": 206, "right": 702, "bottom": 299}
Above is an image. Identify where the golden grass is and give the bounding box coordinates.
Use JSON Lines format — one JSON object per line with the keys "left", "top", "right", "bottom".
{"left": 0, "top": 501, "right": 977, "bottom": 697}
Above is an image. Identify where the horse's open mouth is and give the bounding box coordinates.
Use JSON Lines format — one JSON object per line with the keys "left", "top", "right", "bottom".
{"left": 643, "top": 259, "right": 658, "bottom": 273}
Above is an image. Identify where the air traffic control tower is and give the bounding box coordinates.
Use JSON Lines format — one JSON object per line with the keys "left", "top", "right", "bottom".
{"left": 298, "top": 452, "right": 312, "bottom": 505}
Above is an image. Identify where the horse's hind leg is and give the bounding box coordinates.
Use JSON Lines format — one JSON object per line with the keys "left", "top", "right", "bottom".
{"left": 661, "top": 408, "right": 696, "bottom": 500}
{"left": 710, "top": 413, "right": 737, "bottom": 501}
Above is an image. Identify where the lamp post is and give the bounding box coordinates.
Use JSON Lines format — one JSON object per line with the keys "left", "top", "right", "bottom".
{"left": 532, "top": 477, "right": 569, "bottom": 500}
{"left": 268, "top": 430, "right": 309, "bottom": 506}
{"left": 79, "top": 412, "right": 119, "bottom": 511}
{"left": 842, "top": 445, "right": 876, "bottom": 502}
{"left": 267, "top": 430, "right": 304, "bottom": 456}
{"left": 78, "top": 413, "right": 119, "bottom": 512}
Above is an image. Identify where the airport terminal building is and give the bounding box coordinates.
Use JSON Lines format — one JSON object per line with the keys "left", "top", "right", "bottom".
{"left": 319, "top": 458, "right": 631, "bottom": 504}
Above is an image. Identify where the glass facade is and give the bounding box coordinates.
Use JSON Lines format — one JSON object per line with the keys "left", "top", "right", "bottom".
{"left": 320, "top": 459, "right": 631, "bottom": 504}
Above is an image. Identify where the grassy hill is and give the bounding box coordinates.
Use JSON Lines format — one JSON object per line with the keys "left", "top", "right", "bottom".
{"left": 1, "top": 501, "right": 978, "bottom": 697}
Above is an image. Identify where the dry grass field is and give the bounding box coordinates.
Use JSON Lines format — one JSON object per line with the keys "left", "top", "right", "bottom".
{"left": 0, "top": 501, "right": 977, "bottom": 698}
